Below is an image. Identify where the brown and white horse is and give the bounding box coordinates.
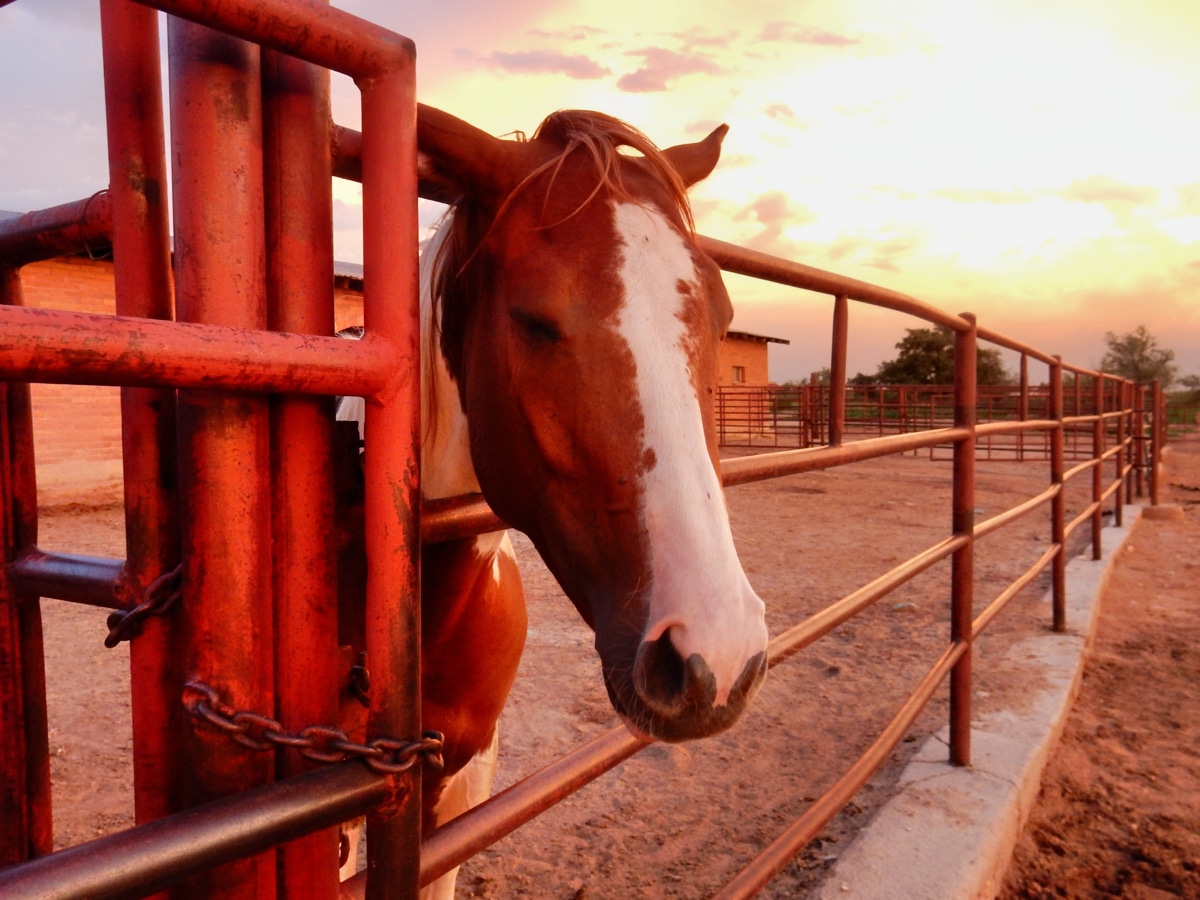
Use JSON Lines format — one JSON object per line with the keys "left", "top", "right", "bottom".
{"left": 338, "top": 105, "right": 768, "bottom": 895}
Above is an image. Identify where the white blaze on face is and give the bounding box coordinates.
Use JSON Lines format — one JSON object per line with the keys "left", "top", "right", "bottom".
{"left": 611, "top": 202, "right": 767, "bottom": 706}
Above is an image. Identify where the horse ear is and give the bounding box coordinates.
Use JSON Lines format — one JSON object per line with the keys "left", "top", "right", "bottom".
{"left": 662, "top": 124, "right": 729, "bottom": 188}
{"left": 417, "top": 104, "right": 529, "bottom": 205}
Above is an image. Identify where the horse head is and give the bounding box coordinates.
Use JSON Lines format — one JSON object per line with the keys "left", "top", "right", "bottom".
{"left": 418, "top": 105, "right": 767, "bottom": 742}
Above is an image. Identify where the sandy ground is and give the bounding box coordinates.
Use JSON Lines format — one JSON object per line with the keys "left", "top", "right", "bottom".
{"left": 30, "top": 439, "right": 1192, "bottom": 897}
{"left": 998, "top": 434, "right": 1200, "bottom": 899}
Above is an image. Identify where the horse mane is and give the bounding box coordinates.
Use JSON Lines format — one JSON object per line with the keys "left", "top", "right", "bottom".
{"left": 431, "top": 110, "right": 697, "bottom": 387}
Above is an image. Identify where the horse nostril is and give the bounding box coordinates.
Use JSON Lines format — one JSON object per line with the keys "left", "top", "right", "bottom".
{"left": 633, "top": 631, "right": 717, "bottom": 717}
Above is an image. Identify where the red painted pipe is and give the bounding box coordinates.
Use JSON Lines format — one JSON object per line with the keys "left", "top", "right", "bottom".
{"left": 99, "top": 0, "right": 182, "bottom": 844}
{"left": 168, "top": 17, "right": 275, "bottom": 896}
{"left": 262, "top": 37, "right": 342, "bottom": 898}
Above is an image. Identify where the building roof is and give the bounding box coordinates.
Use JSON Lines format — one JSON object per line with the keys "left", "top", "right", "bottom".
{"left": 727, "top": 329, "right": 790, "bottom": 346}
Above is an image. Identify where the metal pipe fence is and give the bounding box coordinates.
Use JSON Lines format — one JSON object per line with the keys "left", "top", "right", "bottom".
{"left": 0, "top": 2, "right": 1163, "bottom": 897}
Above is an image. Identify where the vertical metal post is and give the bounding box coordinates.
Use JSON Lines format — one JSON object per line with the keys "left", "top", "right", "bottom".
{"left": 262, "top": 42, "right": 342, "bottom": 898}
{"left": 1091, "top": 374, "right": 1103, "bottom": 560}
{"left": 99, "top": 0, "right": 183, "bottom": 836}
{"left": 949, "top": 314, "right": 976, "bottom": 768}
{"left": 0, "top": 267, "right": 53, "bottom": 865}
{"left": 359, "top": 68, "right": 422, "bottom": 900}
{"left": 168, "top": 17, "right": 275, "bottom": 897}
{"left": 1049, "top": 357, "right": 1066, "bottom": 632}
{"left": 1018, "top": 353, "right": 1029, "bottom": 460}
{"left": 828, "top": 294, "right": 848, "bottom": 448}
{"left": 1113, "top": 378, "right": 1125, "bottom": 527}
{"left": 1147, "top": 381, "right": 1156, "bottom": 508}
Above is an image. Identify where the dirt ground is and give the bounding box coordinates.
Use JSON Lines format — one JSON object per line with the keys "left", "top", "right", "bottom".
{"left": 31, "top": 438, "right": 1194, "bottom": 897}
{"left": 998, "top": 434, "right": 1200, "bottom": 900}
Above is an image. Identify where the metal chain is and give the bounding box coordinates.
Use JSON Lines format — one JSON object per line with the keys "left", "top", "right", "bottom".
{"left": 105, "top": 564, "right": 184, "bottom": 648}
{"left": 182, "top": 681, "right": 445, "bottom": 775}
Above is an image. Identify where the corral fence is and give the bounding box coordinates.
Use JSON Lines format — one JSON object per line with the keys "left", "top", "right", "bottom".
{"left": 0, "top": 2, "right": 1164, "bottom": 898}
{"left": 719, "top": 380, "right": 1166, "bottom": 468}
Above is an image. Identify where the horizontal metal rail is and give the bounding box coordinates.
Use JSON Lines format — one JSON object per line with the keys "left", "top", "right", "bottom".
{"left": 712, "top": 641, "right": 968, "bottom": 899}
{"left": 974, "top": 483, "right": 1060, "bottom": 541}
{"left": 720, "top": 428, "right": 969, "bottom": 486}
{"left": 0, "top": 764, "right": 393, "bottom": 900}
{"left": 972, "top": 543, "right": 1061, "bottom": 637}
{"left": 0, "top": 306, "right": 400, "bottom": 398}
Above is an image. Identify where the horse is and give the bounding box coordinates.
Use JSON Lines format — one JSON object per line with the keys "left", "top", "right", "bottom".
{"left": 335, "top": 104, "right": 769, "bottom": 896}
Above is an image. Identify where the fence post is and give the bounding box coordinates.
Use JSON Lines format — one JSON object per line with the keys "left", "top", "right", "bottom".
{"left": 168, "top": 18, "right": 276, "bottom": 896}
{"left": 0, "top": 269, "right": 53, "bottom": 865}
{"left": 99, "top": 0, "right": 185, "bottom": 838}
{"left": 1150, "top": 380, "right": 1163, "bottom": 505}
{"left": 1018, "top": 352, "right": 1029, "bottom": 461}
{"left": 1050, "top": 357, "right": 1066, "bottom": 632}
{"left": 1091, "top": 374, "right": 1103, "bottom": 560}
{"left": 263, "top": 41, "right": 343, "bottom": 898}
{"left": 949, "top": 314, "right": 976, "bottom": 768}
{"left": 828, "top": 294, "right": 848, "bottom": 448}
{"left": 1112, "top": 378, "right": 1125, "bottom": 528}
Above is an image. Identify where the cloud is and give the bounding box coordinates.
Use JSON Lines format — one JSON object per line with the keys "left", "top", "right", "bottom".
{"left": 764, "top": 102, "right": 803, "bottom": 126}
{"left": 460, "top": 48, "right": 612, "bottom": 80}
{"left": 827, "top": 232, "right": 923, "bottom": 274}
{"left": 668, "top": 26, "right": 737, "bottom": 51}
{"left": 758, "top": 22, "right": 860, "bottom": 47}
{"left": 527, "top": 25, "right": 606, "bottom": 42}
{"left": 733, "top": 191, "right": 818, "bottom": 253}
{"left": 1056, "top": 176, "right": 1158, "bottom": 208}
{"left": 1176, "top": 183, "right": 1200, "bottom": 214}
{"left": 933, "top": 187, "right": 1039, "bottom": 204}
{"left": 617, "top": 47, "right": 726, "bottom": 93}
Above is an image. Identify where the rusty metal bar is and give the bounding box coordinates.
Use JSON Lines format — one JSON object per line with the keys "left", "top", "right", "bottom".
{"left": 0, "top": 305, "right": 397, "bottom": 397}
{"left": 720, "top": 428, "right": 969, "bottom": 487}
{"left": 356, "top": 63, "right": 423, "bottom": 900}
{"left": 971, "top": 542, "right": 1061, "bottom": 638}
{"left": 10, "top": 550, "right": 125, "bottom": 609}
{"left": 713, "top": 641, "right": 967, "bottom": 899}
{"left": 1091, "top": 375, "right": 1104, "bottom": 560}
{"left": 0, "top": 267, "right": 53, "bottom": 865}
{"left": 828, "top": 294, "right": 848, "bottom": 447}
{"left": 262, "top": 34, "right": 342, "bottom": 897}
{"left": 949, "top": 314, "right": 976, "bottom": 767}
{"left": 768, "top": 534, "right": 967, "bottom": 667}
{"left": 975, "top": 419, "right": 1056, "bottom": 438}
{"left": 168, "top": 18, "right": 275, "bottom": 896}
{"left": 0, "top": 763, "right": 393, "bottom": 900}
{"left": 1062, "top": 456, "right": 1101, "bottom": 484}
{"left": 1150, "top": 380, "right": 1162, "bottom": 504}
{"left": 973, "top": 483, "right": 1059, "bottom": 540}
{"left": 147, "top": 0, "right": 414, "bottom": 80}
{"left": 98, "top": 0, "right": 183, "bottom": 839}
{"left": 975, "top": 324, "right": 1057, "bottom": 366}
{"left": 0, "top": 194, "right": 112, "bottom": 267}
{"left": 415, "top": 729, "right": 649, "bottom": 889}
{"left": 1064, "top": 503, "right": 1102, "bottom": 544}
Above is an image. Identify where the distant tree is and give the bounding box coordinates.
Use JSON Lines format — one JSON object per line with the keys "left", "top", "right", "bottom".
{"left": 1099, "top": 325, "right": 1177, "bottom": 388}
{"left": 872, "top": 327, "right": 1010, "bottom": 385}
{"left": 1180, "top": 373, "right": 1200, "bottom": 393}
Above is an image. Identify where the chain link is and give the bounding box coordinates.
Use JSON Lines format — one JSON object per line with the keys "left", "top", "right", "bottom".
{"left": 105, "top": 564, "right": 184, "bottom": 648}
{"left": 182, "top": 681, "right": 444, "bottom": 775}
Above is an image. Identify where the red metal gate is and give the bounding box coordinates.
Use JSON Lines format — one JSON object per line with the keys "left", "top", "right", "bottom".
{"left": 1, "top": 1, "right": 424, "bottom": 896}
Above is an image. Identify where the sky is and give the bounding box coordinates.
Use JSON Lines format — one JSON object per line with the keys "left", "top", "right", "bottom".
{"left": 2, "top": 0, "right": 1198, "bottom": 384}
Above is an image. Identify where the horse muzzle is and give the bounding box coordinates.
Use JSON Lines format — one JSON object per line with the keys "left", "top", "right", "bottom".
{"left": 604, "top": 631, "right": 767, "bottom": 743}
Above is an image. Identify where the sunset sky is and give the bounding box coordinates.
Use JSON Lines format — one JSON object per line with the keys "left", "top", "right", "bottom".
{"left": 2, "top": 0, "right": 1198, "bottom": 382}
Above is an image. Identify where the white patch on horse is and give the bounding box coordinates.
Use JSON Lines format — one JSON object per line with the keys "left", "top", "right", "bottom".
{"left": 611, "top": 202, "right": 767, "bottom": 707}
{"left": 336, "top": 224, "right": 480, "bottom": 502}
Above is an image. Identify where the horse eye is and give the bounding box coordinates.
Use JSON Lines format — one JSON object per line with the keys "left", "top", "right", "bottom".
{"left": 510, "top": 309, "right": 562, "bottom": 344}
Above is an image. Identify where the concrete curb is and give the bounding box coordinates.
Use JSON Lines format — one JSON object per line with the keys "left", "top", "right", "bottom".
{"left": 813, "top": 505, "right": 1141, "bottom": 900}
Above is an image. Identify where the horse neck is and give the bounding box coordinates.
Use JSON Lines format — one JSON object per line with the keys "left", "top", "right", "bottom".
{"left": 420, "top": 222, "right": 480, "bottom": 502}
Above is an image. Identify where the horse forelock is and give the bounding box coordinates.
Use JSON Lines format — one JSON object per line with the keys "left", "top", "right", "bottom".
{"left": 431, "top": 110, "right": 697, "bottom": 387}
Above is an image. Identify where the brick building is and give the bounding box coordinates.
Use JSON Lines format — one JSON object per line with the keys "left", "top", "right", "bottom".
{"left": 718, "top": 330, "right": 789, "bottom": 386}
